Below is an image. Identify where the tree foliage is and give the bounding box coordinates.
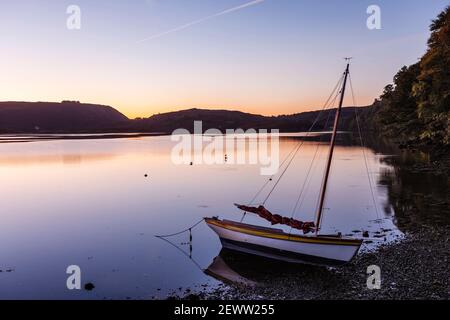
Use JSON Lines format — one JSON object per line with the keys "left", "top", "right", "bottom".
{"left": 376, "top": 6, "right": 450, "bottom": 150}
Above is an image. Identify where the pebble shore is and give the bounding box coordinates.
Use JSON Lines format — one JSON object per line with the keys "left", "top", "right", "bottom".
{"left": 176, "top": 226, "right": 449, "bottom": 300}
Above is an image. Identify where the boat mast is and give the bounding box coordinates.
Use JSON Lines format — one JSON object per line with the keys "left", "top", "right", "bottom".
{"left": 315, "top": 60, "right": 351, "bottom": 232}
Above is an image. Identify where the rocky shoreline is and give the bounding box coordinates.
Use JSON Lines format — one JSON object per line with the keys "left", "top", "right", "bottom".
{"left": 174, "top": 226, "right": 449, "bottom": 300}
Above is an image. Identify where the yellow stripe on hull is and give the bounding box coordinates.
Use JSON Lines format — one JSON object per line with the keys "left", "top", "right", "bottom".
{"left": 205, "top": 218, "right": 362, "bottom": 246}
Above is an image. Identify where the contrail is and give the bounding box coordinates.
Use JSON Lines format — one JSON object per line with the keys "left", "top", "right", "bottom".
{"left": 137, "top": 0, "right": 265, "bottom": 43}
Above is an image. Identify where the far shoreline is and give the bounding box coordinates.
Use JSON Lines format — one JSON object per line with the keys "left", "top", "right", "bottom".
{"left": 0, "top": 132, "right": 168, "bottom": 143}
{"left": 0, "top": 131, "right": 333, "bottom": 143}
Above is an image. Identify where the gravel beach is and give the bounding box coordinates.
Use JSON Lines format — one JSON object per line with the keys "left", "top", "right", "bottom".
{"left": 175, "top": 225, "right": 449, "bottom": 300}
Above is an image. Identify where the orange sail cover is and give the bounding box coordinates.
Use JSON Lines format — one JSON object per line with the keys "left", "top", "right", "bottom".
{"left": 235, "top": 204, "right": 315, "bottom": 234}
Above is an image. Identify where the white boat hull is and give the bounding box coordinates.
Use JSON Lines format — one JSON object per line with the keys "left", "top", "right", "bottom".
{"left": 206, "top": 218, "right": 362, "bottom": 266}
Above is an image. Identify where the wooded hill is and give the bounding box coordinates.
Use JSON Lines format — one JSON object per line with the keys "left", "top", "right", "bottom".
{"left": 373, "top": 6, "right": 450, "bottom": 154}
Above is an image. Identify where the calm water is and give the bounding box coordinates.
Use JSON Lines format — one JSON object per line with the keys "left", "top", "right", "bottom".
{"left": 0, "top": 133, "right": 437, "bottom": 299}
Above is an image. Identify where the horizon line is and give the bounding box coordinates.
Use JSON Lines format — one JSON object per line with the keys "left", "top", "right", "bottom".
{"left": 0, "top": 100, "right": 372, "bottom": 120}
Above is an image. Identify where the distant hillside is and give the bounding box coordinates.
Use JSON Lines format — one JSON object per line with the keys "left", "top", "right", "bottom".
{"left": 0, "top": 101, "right": 129, "bottom": 133}
{"left": 0, "top": 101, "right": 372, "bottom": 134}
{"left": 118, "top": 107, "right": 371, "bottom": 133}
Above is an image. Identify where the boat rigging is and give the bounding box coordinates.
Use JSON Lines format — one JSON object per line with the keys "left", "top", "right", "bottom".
{"left": 205, "top": 60, "right": 365, "bottom": 266}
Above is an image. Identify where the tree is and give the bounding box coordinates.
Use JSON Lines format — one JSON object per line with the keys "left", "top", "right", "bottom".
{"left": 413, "top": 6, "right": 450, "bottom": 146}
{"left": 377, "top": 64, "right": 421, "bottom": 140}
{"left": 376, "top": 6, "right": 450, "bottom": 150}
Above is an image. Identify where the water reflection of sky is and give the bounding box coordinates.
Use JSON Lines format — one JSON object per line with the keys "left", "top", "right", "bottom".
{"left": 0, "top": 135, "right": 402, "bottom": 299}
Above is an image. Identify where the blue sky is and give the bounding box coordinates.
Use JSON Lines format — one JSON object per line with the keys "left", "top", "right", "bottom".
{"left": 1, "top": 0, "right": 448, "bottom": 117}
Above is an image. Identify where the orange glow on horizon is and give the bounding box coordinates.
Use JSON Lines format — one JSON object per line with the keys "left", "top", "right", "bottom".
{"left": 112, "top": 93, "right": 376, "bottom": 119}
{"left": 0, "top": 93, "right": 376, "bottom": 119}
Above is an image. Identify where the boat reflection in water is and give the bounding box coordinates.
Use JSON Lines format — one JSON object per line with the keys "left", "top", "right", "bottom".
{"left": 156, "top": 233, "right": 258, "bottom": 287}
{"left": 156, "top": 232, "right": 302, "bottom": 288}
{"left": 204, "top": 250, "right": 257, "bottom": 287}
{"left": 204, "top": 248, "right": 333, "bottom": 287}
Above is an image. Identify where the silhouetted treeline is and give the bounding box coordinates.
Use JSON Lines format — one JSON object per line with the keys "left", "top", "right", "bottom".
{"left": 0, "top": 101, "right": 370, "bottom": 134}
{"left": 119, "top": 107, "right": 370, "bottom": 134}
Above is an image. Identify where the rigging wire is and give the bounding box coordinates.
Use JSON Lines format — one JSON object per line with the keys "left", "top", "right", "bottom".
{"left": 158, "top": 72, "right": 346, "bottom": 237}
{"left": 349, "top": 72, "right": 387, "bottom": 268}
{"left": 287, "top": 100, "right": 338, "bottom": 237}
{"left": 311, "top": 98, "right": 343, "bottom": 227}
{"left": 246, "top": 138, "right": 303, "bottom": 205}
{"left": 312, "top": 63, "right": 353, "bottom": 231}
{"left": 260, "top": 74, "right": 345, "bottom": 205}
{"left": 348, "top": 73, "right": 382, "bottom": 222}
{"left": 290, "top": 90, "right": 341, "bottom": 222}
{"left": 240, "top": 73, "right": 345, "bottom": 222}
{"left": 155, "top": 64, "right": 385, "bottom": 271}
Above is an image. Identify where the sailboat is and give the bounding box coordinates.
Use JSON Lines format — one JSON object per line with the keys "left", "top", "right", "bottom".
{"left": 205, "top": 61, "right": 364, "bottom": 266}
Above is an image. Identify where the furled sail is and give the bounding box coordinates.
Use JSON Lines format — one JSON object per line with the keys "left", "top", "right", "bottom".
{"left": 234, "top": 204, "right": 315, "bottom": 234}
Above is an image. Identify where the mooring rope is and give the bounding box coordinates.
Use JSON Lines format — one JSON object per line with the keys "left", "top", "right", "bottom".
{"left": 156, "top": 235, "right": 204, "bottom": 272}
{"left": 155, "top": 218, "right": 205, "bottom": 238}
{"left": 155, "top": 218, "right": 206, "bottom": 272}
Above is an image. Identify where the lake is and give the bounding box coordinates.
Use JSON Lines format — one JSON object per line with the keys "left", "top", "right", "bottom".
{"left": 0, "top": 133, "right": 443, "bottom": 299}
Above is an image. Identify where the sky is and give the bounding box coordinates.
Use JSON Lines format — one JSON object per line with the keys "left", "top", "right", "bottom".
{"left": 1, "top": 0, "right": 448, "bottom": 118}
